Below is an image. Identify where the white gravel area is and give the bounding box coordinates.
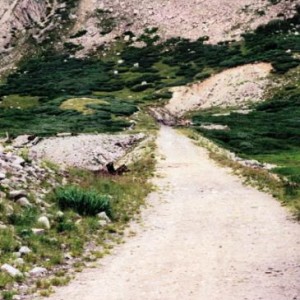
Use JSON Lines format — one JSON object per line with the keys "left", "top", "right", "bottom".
{"left": 29, "top": 133, "right": 145, "bottom": 170}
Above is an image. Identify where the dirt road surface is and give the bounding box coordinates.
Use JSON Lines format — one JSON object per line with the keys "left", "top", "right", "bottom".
{"left": 48, "top": 126, "right": 300, "bottom": 300}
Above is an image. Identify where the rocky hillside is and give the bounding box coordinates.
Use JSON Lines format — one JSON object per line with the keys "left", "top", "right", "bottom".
{"left": 0, "top": 0, "right": 297, "bottom": 73}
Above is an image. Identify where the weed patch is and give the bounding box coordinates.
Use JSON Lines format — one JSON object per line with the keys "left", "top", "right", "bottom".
{"left": 55, "top": 186, "right": 112, "bottom": 217}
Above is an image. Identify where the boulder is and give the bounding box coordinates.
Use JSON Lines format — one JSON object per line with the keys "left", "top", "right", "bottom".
{"left": 19, "top": 246, "right": 31, "bottom": 255}
{"left": 16, "top": 197, "right": 32, "bottom": 207}
{"left": 37, "top": 216, "right": 50, "bottom": 229}
{"left": 98, "top": 220, "right": 108, "bottom": 226}
{"left": 14, "top": 258, "right": 24, "bottom": 266}
{"left": 1, "top": 264, "right": 22, "bottom": 277}
{"left": 12, "top": 135, "right": 35, "bottom": 148}
{"left": 31, "top": 228, "right": 45, "bottom": 235}
{"left": 12, "top": 157, "right": 25, "bottom": 168}
{"left": 29, "top": 267, "right": 47, "bottom": 276}
{"left": 97, "top": 212, "right": 111, "bottom": 223}
{"left": 9, "top": 190, "right": 27, "bottom": 200}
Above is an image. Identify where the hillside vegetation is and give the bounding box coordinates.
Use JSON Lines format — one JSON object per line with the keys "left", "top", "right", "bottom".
{"left": 0, "top": 9, "right": 299, "bottom": 136}
{"left": 0, "top": 2, "right": 299, "bottom": 298}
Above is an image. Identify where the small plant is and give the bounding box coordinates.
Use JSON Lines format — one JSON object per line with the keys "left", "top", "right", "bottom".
{"left": 2, "top": 291, "right": 15, "bottom": 300}
{"left": 55, "top": 186, "right": 112, "bottom": 216}
{"left": 0, "top": 229, "right": 17, "bottom": 253}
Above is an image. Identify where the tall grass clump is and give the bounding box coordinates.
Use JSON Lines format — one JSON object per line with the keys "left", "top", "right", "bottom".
{"left": 55, "top": 186, "right": 111, "bottom": 217}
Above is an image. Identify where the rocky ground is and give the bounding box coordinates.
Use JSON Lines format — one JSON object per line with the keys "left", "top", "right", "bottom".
{"left": 0, "top": 142, "right": 63, "bottom": 217}
{"left": 0, "top": 0, "right": 297, "bottom": 72}
{"left": 29, "top": 133, "right": 146, "bottom": 171}
{"left": 0, "top": 132, "right": 151, "bottom": 299}
{"left": 72, "top": 0, "right": 296, "bottom": 56}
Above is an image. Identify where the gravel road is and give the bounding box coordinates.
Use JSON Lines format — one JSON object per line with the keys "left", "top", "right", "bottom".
{"left": 47, "top": 126, "right": 300, "bottom": 300}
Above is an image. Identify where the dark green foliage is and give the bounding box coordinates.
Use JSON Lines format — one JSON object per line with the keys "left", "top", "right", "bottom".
{"left": 8, "top": 207, "right": 38, "bottom": 227}
{"left": 192, "top": 89, "right": 300, "bottom": 184}
{"left": 70, "top": 29, "right": 88, "bottom": 39}
{"left": 268, "top": 0, "right": 282, "bottom": 5}
{"left": 0, "top": 10, "right": 299, "bottom": 136}
{"left": 63, "top": 42, "right": 84, "bottom": 54}
{"left": 0, "top": 229, "right": 18, "bottom": 254}
{"left": 55, "top": 185, "right": 112, "bottom": 217}
{"left": 88, "top": 99, "right": 138, "bottom": 116}
{"left": 0, "top": 54, "right": 113, "bottom": 99}
{"left": 0, "top": 98, "right": 133, "bottom": 136}
{"left": 100, "top": 17, "right": 116, "bottom": 35}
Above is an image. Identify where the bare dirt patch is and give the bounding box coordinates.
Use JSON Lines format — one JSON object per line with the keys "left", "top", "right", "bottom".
{"left": 165, "top": 63, "right": 272, "bottom": 116}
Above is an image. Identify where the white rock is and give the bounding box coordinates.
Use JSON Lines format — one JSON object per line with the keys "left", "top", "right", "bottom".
{"left": 1, "top": 264, "right": 22, "bottom": 277}
{"left": 12, "top": 157, "right": 25, "bottom": 167}
{"left": 19, "top": 246, "right": 31, "bottom": 255}
{"left": 124, "top": 35, "right": 131, "bottom": 41}
{"left": 98, "top": 220, "right": 107, "bottom": 226}
{"left": 37, "top": 216, "right": 51, "bottom": 229}
{"left": 29, "top": 267, "right": 47, "bottom": 276}
{"left": 133, "top": 62, "right": 139, "bottom": 68}
{"left": 0, "top": 172, "right": 6, "bottom": 180}
{"left": 12, "top": 135, "right": 33, "bottom": 148}
{"left": 57, "top": 132, "right": 72, "bottom": 137}
{"left": 141, "top": 81, "right": 147, "bottom": 86}
{"left": 0, "top": 224, "right": 8, "bottom": 230}
{"left": 56, "top": 211, "right": 64, "bottom": 218}
{"left": 16, "top": 197, "right": 32, "bottom": 207}
{"left": 97, "top": 212, "right": 111, "bottom": 223}
{"left": 32, "top": 228, "right": 45, "bottom": 235}
{"left": 9, "top": 190, "right": 27, "bottom": 200}
{"left": 14, "top": 258, "right": 24, "bottom": 266}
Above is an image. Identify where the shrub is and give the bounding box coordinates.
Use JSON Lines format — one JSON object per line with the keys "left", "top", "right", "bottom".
{"left": 55, "top": 186, "right": 112, "bottom": 216}
{"left": 70, "top": 30, "right": 87, "bottom": 39}
{"left": 0, "top": 229, "right": 18, "bottom": 253}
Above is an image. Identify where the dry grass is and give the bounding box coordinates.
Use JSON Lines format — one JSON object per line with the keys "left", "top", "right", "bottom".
{"left": 60, "top": 98, "right": 109, "bottom": 114}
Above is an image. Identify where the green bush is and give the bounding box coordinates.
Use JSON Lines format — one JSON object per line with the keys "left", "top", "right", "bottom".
{"left": 0, "top": 229, "right": 18, "bottom": 253}
{"left": 55, "top": 186, "right": 112, "bottom": 217}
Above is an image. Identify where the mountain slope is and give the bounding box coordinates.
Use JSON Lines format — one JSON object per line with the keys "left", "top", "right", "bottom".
{"left": 0, "top": 0, "right": 297, "bottom": 73}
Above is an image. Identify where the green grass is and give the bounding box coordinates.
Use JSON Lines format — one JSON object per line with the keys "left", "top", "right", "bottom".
{"left": 0, "top": 141, "right": 156, "bottom": 293}
{"left": 0, "top": 95, "right": 39, "bottom": 109}
{"left": 192, "top": 84, "right": 300, "bottom": 181}
{"left": 190, "top": 68, "right": 300, "bottom": 215}
{"left": 55, "top": 186, "right": 112, "bottom": 217}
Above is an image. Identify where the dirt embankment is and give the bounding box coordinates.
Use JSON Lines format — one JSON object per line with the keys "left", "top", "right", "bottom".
{"left": 165, "top": 63, "right": 272, "bottom": 117}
